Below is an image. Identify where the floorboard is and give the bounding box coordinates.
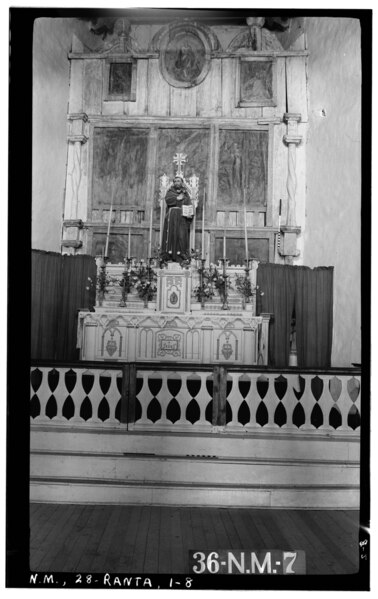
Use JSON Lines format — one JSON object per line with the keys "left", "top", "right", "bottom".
{"left": 29, "top": 503, "right": 360, "bottom": 577}
{"left": 117, "top": 505, "right": 143, "bottom": 573}
{"left": 143, "top": 506, "right": 160, "bottom": 573}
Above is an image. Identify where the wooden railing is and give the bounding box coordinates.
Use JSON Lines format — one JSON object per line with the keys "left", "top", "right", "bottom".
{"left": 30, "top": 362, "right": 361, "bottom": 435}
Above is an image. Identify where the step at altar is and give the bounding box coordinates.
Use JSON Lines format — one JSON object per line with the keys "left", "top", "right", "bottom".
{"left": 30, "top": 428, "right": 360, "bottom": 509}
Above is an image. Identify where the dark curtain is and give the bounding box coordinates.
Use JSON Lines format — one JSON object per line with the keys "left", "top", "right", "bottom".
{"left": 256, "top": 263, "right": 296, "bottom": 367}
{"left": 56, "top": 254, "right": 97, "bottom": 360}
{"left": 295, "top": 266, "right": 334, "bottom": 368}
{"left": 31, "top": 251, "right": 62, "bottom": 360}
{"left": 257, "top": 263, "right": 334, "bottom": 368}
{"left": 31, "top": 251, "right": 96, "bottom": 361}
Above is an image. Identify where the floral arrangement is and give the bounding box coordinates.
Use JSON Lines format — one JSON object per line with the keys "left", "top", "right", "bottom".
{"left": 234, "top": 273, "right": 264, "bottom": 303}
{"left": 193, "top": 265, "right": 231, "bottom": 304}
{"left": 96, "top": 266, "right": 118, "bottom": 295}
{"left": 209, "top": 266, "right": 231, "bottom": 302}
{"left": 132, "top": 262, "right": 158, "bottom": 302}
{"left": 193, "top": 267, "right": 215, "bottom": 304}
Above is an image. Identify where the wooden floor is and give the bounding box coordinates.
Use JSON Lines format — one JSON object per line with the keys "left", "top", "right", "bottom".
{"left": 30, "top": 503, "right": 360, "bottom": 575}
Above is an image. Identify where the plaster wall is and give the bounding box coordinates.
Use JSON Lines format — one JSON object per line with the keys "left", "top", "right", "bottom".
{"left": 304, "top": 18, "right": 361, "bottom": 367}
{"left": 32, "top": 18, "right": 96, "bottom": 252}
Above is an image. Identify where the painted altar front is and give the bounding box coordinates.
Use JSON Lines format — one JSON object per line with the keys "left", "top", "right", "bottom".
{"left": 78, "top": 260, "right": 270, "bottom": 365}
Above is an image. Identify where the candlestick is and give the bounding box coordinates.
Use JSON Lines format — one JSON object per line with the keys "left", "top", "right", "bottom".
{"left": 223, "top": 213, "right": 226, "bottom": 259}
{"left": 201, "top": 190, "right": 206, "bottom": 259}
{"left": 104, "top": 199, "right": 113, "bottom": 258}
{"left": 244, "top": 210, "right": 249, "bottom": 264}
{"left": 148, "top": 208, "right": 153, "bottom": 258}
{"left": 127, "top": 227, "right": 131, "bottom": 258}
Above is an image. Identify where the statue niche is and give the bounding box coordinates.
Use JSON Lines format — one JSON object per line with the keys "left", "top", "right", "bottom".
{"left": 159, "top": 153, "right": 199, "bottom": 264}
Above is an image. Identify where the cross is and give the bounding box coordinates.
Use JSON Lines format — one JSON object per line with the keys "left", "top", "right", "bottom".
{"left": 173, "top": 153, "right": 187, "bottom": 177}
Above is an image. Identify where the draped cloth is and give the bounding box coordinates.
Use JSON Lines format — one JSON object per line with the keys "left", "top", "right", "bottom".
{"left": 256, "top": 263, "right": 296, "bottom": 368}
{"left": 257, "top": 263, "right": 334, "bottom": 368}
{"left": 31, "top": 251, "right": 96, "bottom": 360}
{"left": 295, "top": 266, "right": 334, "bottom": 368}
{"left": 161, "top": 186, "right": 192, "bottom": 262}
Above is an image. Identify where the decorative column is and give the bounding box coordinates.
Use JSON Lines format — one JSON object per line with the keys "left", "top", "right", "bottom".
{"left": 61, "top": 113, "right": 88, "bottom": 254}
{"left": 280, "top": 113, "right": 302, "bottom": 265}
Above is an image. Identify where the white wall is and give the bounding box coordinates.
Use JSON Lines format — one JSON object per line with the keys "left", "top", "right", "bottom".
{"left": 32, "top": 18, "right": 96, "bottom": 252}
{"left": 304, "top": 18, "right": 361, "bottom": 366}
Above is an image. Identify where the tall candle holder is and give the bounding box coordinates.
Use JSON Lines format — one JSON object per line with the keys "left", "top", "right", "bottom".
{"left": 199, "top": 258, "right": 206, "bottom": 308}
{"left": 219, "top": 258, "right": 230, "bottom": 310}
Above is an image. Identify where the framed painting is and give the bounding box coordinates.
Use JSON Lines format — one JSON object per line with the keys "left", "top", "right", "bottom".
{"left": 104, "top": 57, "right": 137, "bottom": 101}
{"left": 159, "top": 23, "right": 212, "bottom": 88}
{"left": 237, "top": 57, "right": 276, "bottom": 107}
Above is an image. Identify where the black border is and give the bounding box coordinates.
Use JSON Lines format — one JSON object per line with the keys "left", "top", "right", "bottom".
{"left": 7, "top": 7, "right": 371, "bottom": 591}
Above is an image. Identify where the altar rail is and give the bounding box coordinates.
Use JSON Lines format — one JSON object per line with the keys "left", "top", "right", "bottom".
{"left": 30, "top": 362, "right": 361, "bottom": 435}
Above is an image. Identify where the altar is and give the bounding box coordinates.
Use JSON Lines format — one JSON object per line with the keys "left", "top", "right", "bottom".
{"left": 78, "top": 260, "right": 270, "bottom": 365}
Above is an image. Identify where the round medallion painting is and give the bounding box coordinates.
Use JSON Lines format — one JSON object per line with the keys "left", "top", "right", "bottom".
{"left": 159, "top": 25, "right": 211, "bottom": 88}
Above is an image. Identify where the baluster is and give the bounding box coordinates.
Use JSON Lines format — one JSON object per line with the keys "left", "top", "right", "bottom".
{"left": 263, "top": 373, "right": 281, "bottom": 430}
{"left": 153, "top": 372, "right": 171, "bottom": 428}
{"left": 53, "top": 368, "right": 72, "bottom": 423}
{"left": 68, "top": 368, "right": 86, "bottom": 425}
{"left": 31, "top": 367, "right": 51, "bottom": 423}
{"left": 317, "top": 375, "right": 334, "bottom": 433}
{"left": 353, "top": 377, "right": 361, "bottom": 429}
{"left": 197, "top": 372, "right": 212, "bottom": 429}
{"left": 105, "top": 369, "right": 123, "bottom": 426}
{"left": 281, "top": 374, "right": 299, "bottom": 431}
{"left": 227, "top": 372, "right": 245, "bottom": 429}
{"left": 88, "top": 370, "right": 106, "bottom": 425}
{"left": 133, "top": 370, "right": 152, "bottom": 428}
{"left": 244, "top": 373, "right": 260, "bottom": 430}
{"left": 298, "top": 374, "right": 317, "bottom": 430}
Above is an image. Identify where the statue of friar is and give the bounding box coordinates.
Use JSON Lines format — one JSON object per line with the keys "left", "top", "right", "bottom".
{"left": 161, "top": 176, "right": 193, "bottom": 264}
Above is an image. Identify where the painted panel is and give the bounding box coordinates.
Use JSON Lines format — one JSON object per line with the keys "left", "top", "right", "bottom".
{"left": 239, "top": 60, "right": 274, "bottom": 105}
{"left": 92, "top": 127, "right": 149, "bottom": 207}
{"left": 218, "top": 129, "right": 269, "bottom": 206}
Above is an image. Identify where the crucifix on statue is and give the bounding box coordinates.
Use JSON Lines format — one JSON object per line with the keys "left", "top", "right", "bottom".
{"left": 159, "top": 153, "right": 199, "bottom": 264}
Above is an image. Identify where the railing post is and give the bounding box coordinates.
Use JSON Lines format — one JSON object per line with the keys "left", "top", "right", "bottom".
{"left": 120, "top": 363, "right": 137, "bottom": 426}
{"left": 212, "top": 365, "right": 227, "bottom": 426}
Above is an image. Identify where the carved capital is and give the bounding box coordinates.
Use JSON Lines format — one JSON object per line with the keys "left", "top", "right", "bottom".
{"left": 68, "top": 112, "right": 88, "bottom": 122}
{"left": 68, "top": 134, "right": 88, "bottom": 145}
{"left": 283, "top": 112, "right": 302, "bottom": 124}
{"left": 260, "top": 313, "right": 272, "bottom": 322}
{"left": 63, "top": 219, "right": 83, "bottom": 228}
{"left": 61, "top": 240, "right": 83, "bottom": 249}
{"left": 278, "top": 227, "right": 301, "bottom": 258}
{"left": 283, "top": 134, "right": 302, "bottom": 147}
{"left": 280, "top": 225, "right": 301, "bottom": 235}
{"left": 67, "top": 112, "right": 89, "bottom": 143}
